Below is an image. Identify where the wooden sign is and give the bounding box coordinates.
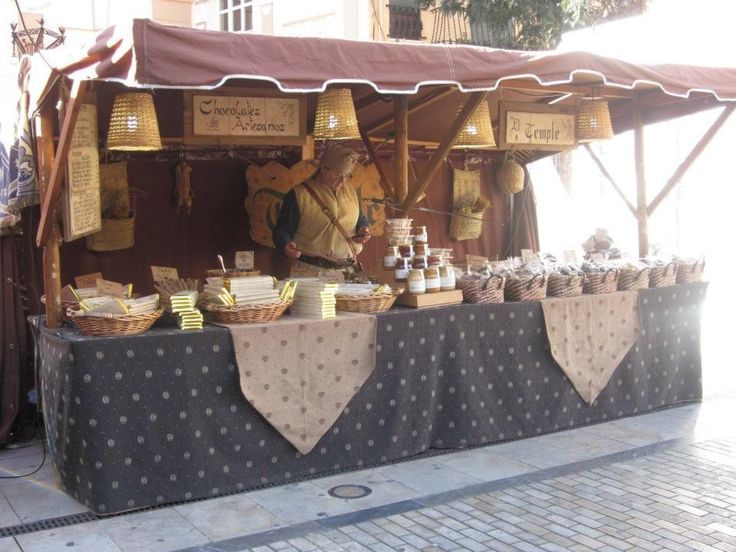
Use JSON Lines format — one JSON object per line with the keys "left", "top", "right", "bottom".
{"left": 62, "top": 103, "right": 101, "bottom": 241}
{"left": 75, "top": 272, "right": 103, "bottom": 289}
{"left": 96, "top": 279, "right": 127, "bottom": 298}
{"left": 151, "top": 266, "right": 179, "bottom": 282}
{"left": 499, "top": 102, "right": 576, "bottom": 151}
{"left": 183, "top": 88, "right": 307, "bottom": 146}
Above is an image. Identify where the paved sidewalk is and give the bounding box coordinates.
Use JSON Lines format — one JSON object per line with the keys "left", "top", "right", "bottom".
{"left": 204, "top": 437, "right": 736, "bottom": 552}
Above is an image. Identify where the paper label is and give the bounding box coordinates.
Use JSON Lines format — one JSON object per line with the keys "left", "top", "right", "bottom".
{"left": 590, "top": 253, "right": 605, "bottom": 262}
{"left": 151, "top": 266, "right": 179, "bottom": 282}
{"left": 234, "top": 251, "right": 255, "bottom": 270}
{"left": 521, "top": 249, "right": 535, "bottom": 261}
{"left": 96, "top": 279, "right": 126, "bottom": 298}
{"left": 563, "top": 250, "right": 578, "bottom": 264}
{"left": 75, "top": 272, "right": 103, "bottom": 289}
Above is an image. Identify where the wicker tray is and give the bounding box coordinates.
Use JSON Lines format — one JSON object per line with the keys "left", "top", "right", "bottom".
{"left": 335, "top": 292, "right": 398, "bottom": 313}
{"left": 456, "top": 275, "right": 505, "bottom": 304}
{"left": 617, "top": 268, "right": 650, "bottom": 291}
{"left": 504, "top": 274, "right": 547, "bottom": 302}
{"left": 582, "top": 270, "right": 619, "bottom": 294}
{"left": 547, "top": 273, "right": 584, "bottom": 298}
{"left": 649, "top": 263, "right": 677, "bottom": 288}
{"left": 71, "top": 309, "right": 164, "bottom": 337}
{"left": 205, "top": 299, "right": 292, "bottom": 324}
{"left": 675, "top": 260, "right": 705, "bottom": 284}
{"left": 206, "top": 269, "right": 261, "bottom": 278}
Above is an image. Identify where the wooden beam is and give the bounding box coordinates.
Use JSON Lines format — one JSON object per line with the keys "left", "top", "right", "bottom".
{"left": 34, "top": 100, "right": 62, "bottom": 328}
{"left": 583, "top": 144, "right": 637, "bottom": 217}
{"left": 394, "top": 96, "right": 409, "bottom": 202}
{"left": 634, "top": 104, "right": 649, "bottom": 258}
{"left": 647, "top": 104, "right": 735, "bottom": 216}
{"left": 36, "top": 79, "right": 87, "bottom": 247}
{"left": 359, "top": 127, "right": 395, "bottom": 199}
{"left": 401, "top": 91, "right": 489, "bottom": 213}
{"left": 366, "top": 89, "right": 456, "bottom": 135}
{"left": 301, "top": 133, "right": 314, "bottom": 160}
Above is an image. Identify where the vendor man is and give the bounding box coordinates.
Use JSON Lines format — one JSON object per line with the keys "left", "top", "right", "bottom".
{"left": 273, "top": 143, "right": 371, "bottom": 279}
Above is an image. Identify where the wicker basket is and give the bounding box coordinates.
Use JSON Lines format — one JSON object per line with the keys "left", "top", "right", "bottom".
{"left": 649, "top": 263, "right": 677, "bottom": 288}
{"left": 205, "top": 299, "right": 292, "bottom": 324}
{"left": 617, "top": 268, "right": 650, "bottom": 291}
{"left": 456, "top": 275, "right": 505, "bottom": 304}
{"left": 547, "top": 273, "right": 584, "bottom": 298}
{"left": 582, "top": 270, "right": 619, "bottom": 294}
{"left": 675, "top": 260, "right": 705, "bottom": 284}
{"left": 71, "top": 309, "right": 164, "bottom": 337}
{"left": 86, "top": 216, "right": 135, "bottom": 252}
{"left": 335, "top": 292, "right": 398, "bottom": 313}
{"left": 449, "top": 211, "right": 483, "bottom": 241}
{"left": 496, "top": 154, "right": 525, "bottom": 194}
{"left": 504, "top": 274, "right": 547, "bottom": 302}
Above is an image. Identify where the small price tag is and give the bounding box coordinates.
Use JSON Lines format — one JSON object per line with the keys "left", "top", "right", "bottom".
{"left": 563, "top": 250, "right": 578, "bottom": 264}
{"left": 96, "top": 279, "right": 126, "bottom": 298}
{"left": 151, "top": 266, "right": 179, "bottom": 282}
{"left": 590, "top": 253, "right": 605, "bottom": 262}
{"left": 234, "top": 251, "right": 254, "bottom": 270}
{"left": 75, "top": 272, "right": 103, "bottom": 289}
{"left": 521, "top": 249, "right": 535, "bottom": 261}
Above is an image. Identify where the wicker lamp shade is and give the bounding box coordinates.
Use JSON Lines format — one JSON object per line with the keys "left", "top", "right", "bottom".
{"left": 313, "top": 88, "right": 360, "bottom": 140}
{"left": 106, "top": 92, "right": 162, "bottom": 151}
{"left": 452, "top": 101, "right": 496, "bottom": 149}
{"left": 577, "top": 97, "right": 614, "bottom": 142}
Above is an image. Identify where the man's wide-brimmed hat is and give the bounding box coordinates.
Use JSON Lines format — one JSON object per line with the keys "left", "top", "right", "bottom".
{"left": 319, "top": 143, "right": 359, "bottom": 176}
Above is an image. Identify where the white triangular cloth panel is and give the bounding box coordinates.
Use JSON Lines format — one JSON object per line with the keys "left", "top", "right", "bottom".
{"left": 228, "top": 313, "right": 376, "bottom": 454}
{"left": 541, "top": 291, "right": 641, "bottom": 405}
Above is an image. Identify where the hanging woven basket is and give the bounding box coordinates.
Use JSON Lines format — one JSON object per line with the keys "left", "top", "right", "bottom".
{"left": 86, "top": 215, "right": 135, "bottom": 252}
{"left": 496, "top": 152, "right": 525, "bottom": 194}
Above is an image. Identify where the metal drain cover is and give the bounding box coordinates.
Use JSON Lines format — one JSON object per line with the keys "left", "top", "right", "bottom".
{"left": 327, "top": 484, "right": 372, "bottom": 499}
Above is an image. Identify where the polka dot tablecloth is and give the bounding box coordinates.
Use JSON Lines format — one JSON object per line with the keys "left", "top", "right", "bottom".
{"left": 38, "top": 283, "right": 706, "bottom": 515}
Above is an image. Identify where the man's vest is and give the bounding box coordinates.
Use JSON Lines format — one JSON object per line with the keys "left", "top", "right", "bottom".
{"left": 292, "top": 181, "right": 360, "bottom": 259}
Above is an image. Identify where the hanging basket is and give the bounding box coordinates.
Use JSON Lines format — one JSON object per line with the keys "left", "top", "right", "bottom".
{"left": 449, "top": 211, "right": 483, "bottom": 241}
{"left": 86, "top": 216, "right": 135, "bottom": 252}
{"left": 496, "top": 153, "right": 525, "bottom": 194}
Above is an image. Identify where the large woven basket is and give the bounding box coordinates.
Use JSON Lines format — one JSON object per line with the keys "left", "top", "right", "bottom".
{"left": 86, "top": 216, "right": 135, "bottom": 252}
{"left": 547, "top": 273, "right": 584, "bottom": 298}
{"left": 675, "top": 260, "right": 705, "bottom": 284}
{"left": 71, "top": 309, "right": 163, "bottom": 337}
{"left": 335, "top": 292, "right": 398, "bottom": 313}
{"left": 504, "top": 274, "right": 547, "bottom": 302}
{"left": 649, "top": 263, "right": 677, "bottom": 288}
{"left": 456, "top": 275, "right": 505, "bottom": 304}
{"left": 617, "top": 268, "right": 650, "bottom": 291}
{"left": 582, "top": 270, "right": 619, "bottom": 294}
{"left": 449, "top": 212, "right": 483, "bottom": 241}
{"left": 497, "top": 154, "right": 525, "bottom": 194}
{"left": 205, "top": 299, "right": 292, "bottom": 324}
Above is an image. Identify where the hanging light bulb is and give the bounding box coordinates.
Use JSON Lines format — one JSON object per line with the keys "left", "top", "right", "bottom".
{"left": 313, "top": 88, "right": 360, "bottom": 140}
{"left": 106, "top": 92, "right": 162, "bottom": 151}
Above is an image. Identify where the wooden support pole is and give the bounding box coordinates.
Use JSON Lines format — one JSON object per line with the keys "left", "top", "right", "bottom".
{"left": 394, "top": 96, "right": 409, "bottom": 203}
{"left": 301, "top": 134, "right": 314, "bottom": 160}
{"left": 583, "top": 144, "right": 637, "bottom": 217}
{"left": 634, "top": 104, "right": 649, "bottom": 258}
{"left": 359, "top": 128, "right": 395, "bottom": 199}
{"left": 36, "top": 79, "right": 87, "bottom": 247}
{"left": 401, "top": 91, "right": 488, "bottom": 213}
{"left": 34, "top": 100, "right": 62, "bottom": 328}
{"left": 647, "top": 104, "right": 735, "bottom": 216}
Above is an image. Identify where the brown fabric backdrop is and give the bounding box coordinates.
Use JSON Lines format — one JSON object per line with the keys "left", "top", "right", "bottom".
{"left": 508, "top": 168, "right": 540, "bottom": 257}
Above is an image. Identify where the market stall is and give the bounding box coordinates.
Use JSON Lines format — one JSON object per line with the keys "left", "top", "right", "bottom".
{"left": 15, "top": 18, "right": 736, "bottom": 515}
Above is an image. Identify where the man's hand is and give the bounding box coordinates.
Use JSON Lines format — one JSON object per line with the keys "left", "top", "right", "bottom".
{"left": 284, "top": 241, "right": 302, "bottom": 259}
{"left": 352, "top": 225, "right": 372, "bottom": 244}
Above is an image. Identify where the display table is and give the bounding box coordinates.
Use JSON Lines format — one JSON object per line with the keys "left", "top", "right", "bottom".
{"left": 38, "top": 283, "right": 706, "bottom": 515}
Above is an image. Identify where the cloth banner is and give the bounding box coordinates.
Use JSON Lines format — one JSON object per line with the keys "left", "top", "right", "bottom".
{"left": 226, "top": 313, "right": 376, "bottom": 454}
{"left": 541, "top": 291, "right": 641, "bottom": 404}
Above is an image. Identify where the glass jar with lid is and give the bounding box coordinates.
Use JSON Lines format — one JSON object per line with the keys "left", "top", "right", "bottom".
{"left": 439, "top": 265, "right": 456, "bottom": 291}
{"left": 394, "top": 257, "right": 411, "bottom": 282}
{"left": 398, "top": 244, "right": 414, "bottom": 258}
{"left": 424, "top": 267, "right": 441, "bottom": 293}
{"left": 413, "top": 225, "right": 428, "bottom": 243}
{"left": 407, "top": 269, "right": 426, "bottom": 294}
{"left": 412, "top": 256, "right": 428, "bottom": 270}
{"left": 427, "top": 254, "right": 443, "bottom": 267}
{"left": 383, "top": 245, "right": 399, "bottom": 269}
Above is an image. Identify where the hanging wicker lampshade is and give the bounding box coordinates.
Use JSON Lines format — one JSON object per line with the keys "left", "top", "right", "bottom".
{"left": 452, "top": 101, "right": 496, "bottom": 149}
{"left": 577, "top": 97, "right": 614, "bottom": 142}
{"left": 313, "top": 88, "right": 360, "bottom": 140}
{"left": 106, "top": 92, "right": 162, "bottom": 151}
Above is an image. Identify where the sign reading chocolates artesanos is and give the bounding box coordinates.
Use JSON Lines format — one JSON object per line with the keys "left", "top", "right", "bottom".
{"left": 192, "top": 95, "right": 300, "bottom": 137}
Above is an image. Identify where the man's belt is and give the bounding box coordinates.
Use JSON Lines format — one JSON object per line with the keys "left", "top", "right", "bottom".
{"left": 298, "top": 255, "right": 355, "bottom": 269}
